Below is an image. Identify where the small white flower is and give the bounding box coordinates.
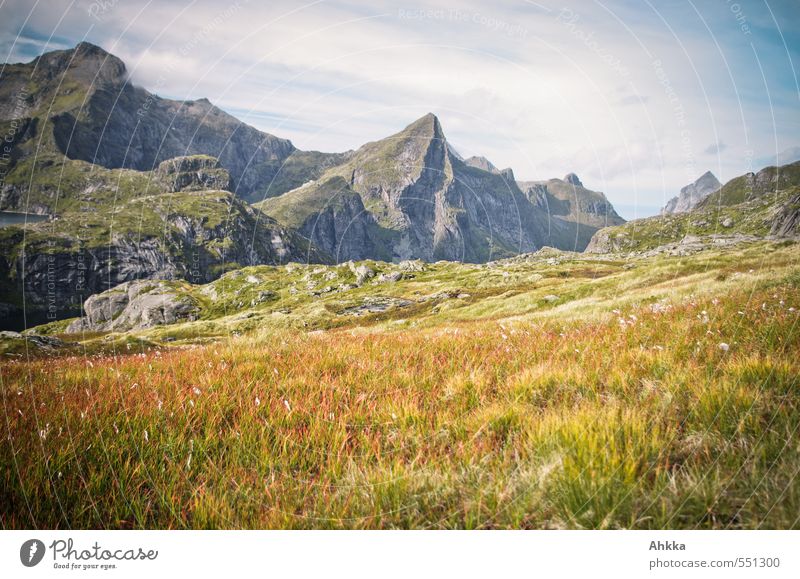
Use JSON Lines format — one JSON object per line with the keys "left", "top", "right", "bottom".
{"left": 255, "top": 396, "right": 260, "bottom": 407}
{"left": 719, "top": 343, "right": 730, "bottom": 352}
{"left": 283, "top": 399, "right": 291, "bottom": 412}
{"left": 144, "top": 430, "right": 149, "bottom": 442}
{"left": 192, "top": 387, "right": 201, "bottom": 396}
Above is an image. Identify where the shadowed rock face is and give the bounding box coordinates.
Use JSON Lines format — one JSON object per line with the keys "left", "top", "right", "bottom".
{"left": 770, "top": 191, "right": 800, "bottom": 237}
{"left": 663, "top": 171, "right": 721, "bottom": 214}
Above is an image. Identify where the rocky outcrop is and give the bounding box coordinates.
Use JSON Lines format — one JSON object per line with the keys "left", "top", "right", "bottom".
{"left": 156, "top": 155, "right": 233, "bottom": 192}
{"left": 663, "top": 171, "right": 721, "bottom": 214}
{"left": 1, "top": 190, "right": 328, "bottom": 324}
{"left": 66, "top": 280, "right": 198, "bottom": 333}
{"left": 770, "top": 192, "right": 800, "bottom": 237}
{"left": 464, "top": 156, "right": 499, "bottom": 174}
{"left": 517, "top": 174, "right": 625, "bottom": 251}
{"left": 260, "top": 176, "right": 383, "bottom": 261}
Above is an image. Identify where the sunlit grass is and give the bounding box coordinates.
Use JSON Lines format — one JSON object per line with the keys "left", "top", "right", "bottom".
{"left": 1, "top": 245, "right": 798, "bottom": 529}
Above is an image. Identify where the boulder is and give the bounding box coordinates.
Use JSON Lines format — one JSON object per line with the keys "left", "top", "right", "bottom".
{"left": 67, "top": 280, "right": 198, "bottom": 333}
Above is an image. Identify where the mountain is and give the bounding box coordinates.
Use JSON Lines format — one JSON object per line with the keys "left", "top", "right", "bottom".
{"left": 0, "top": 42, "right": 344, "bottom": 204}
{"left": 261, "top": 114, "right": 623, "bottom": 261}
{"left": 516, "top": 173, "right": 626, "bottom": 249}
{"left": 662, "top": 171, "right": 721, "bottom": 214}
{"left": 587, "top": 161, "right": 800, "bottom": 254}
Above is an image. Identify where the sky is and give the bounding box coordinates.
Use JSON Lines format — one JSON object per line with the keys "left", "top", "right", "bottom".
{"left": 1, "top": 0, "right": 799, "bottom": 218}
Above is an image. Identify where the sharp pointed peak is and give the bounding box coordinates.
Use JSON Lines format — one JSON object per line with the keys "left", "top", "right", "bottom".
{"left": 403, "top": 112, "right": 443, "bottom": 134}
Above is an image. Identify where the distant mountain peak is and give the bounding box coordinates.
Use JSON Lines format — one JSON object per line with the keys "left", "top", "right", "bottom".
{"left": 564, "top": 173, "right": 583, "bottom": 187}
{"left": 663, "top": 170, "right": 721, "bottom": 214}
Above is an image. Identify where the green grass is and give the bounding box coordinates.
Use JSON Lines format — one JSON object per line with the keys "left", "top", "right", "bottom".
{"left": 1, "top": 240, "right": 798, "bottom": 529}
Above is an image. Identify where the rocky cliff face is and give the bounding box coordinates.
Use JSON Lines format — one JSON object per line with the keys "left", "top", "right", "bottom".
{"left": 155, "top": 155, "right": 233, "bottom": 192}
{"left": 769, "top": 192, "right": 800, "bottom": 237}
{"left": 259, "top": 176, "right": 383, "bottom": 261}
{"left": 0, "top": 154, "right": 328, "bottom": 326}
{"left": 517, "top": 174, "right": 626, "bottom": 250}
{"left": 663, "top": 171, "right": 721, "bottom": 214}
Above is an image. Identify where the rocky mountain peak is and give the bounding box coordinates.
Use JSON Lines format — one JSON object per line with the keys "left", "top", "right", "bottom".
{"left": 33, "top": 41, "right": 127, "bottom": 86}
{"left": 464, "top": 156, "right": 499, "bottom": 173}
{"left": 401, "top": 112, "right": 444, "bottom": 141}
{"left": 564, "top": 173, "right": 583, "bottom": 187}
{"left": 663, "top": 170, "right": 721, "bottom": 214}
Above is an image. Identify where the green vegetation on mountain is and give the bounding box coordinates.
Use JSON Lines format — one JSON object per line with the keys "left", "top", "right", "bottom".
{"left": 588, "top": 162, "right": 800, "bottom": 254}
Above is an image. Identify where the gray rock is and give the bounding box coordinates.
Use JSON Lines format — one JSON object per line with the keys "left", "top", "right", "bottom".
{"left": 662, "top": 171, "right": 721, "bottom": 214}
{"left": 377, "top": 271, "right": 403, "bottom": 283}
{"left": 66, "top": 280, "right": 198, "bottom": 333}
{"left": 156, "top": 155, "right": 232, "bottom": 192}
{"left": 770, "top": 192, "right": 800, "bottom": 237}
{"left": 721, "top": 217, "right": 734, "bottom": 228}
{"left": 350, "top": 263, "right": 375, "bottom": 285}
{"left": 0, "top": 331, "right": 64, "bottom": 350}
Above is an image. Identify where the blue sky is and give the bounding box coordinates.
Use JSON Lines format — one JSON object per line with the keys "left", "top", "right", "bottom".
{"left": 1, "top": 0, "right": 798, "bottom": 218}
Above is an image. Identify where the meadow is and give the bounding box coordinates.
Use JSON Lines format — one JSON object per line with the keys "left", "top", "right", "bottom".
{"left": 1, "top": 241, "right": 799, "bottom": 528}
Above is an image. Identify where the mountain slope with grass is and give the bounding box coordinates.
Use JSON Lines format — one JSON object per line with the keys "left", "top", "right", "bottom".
{"left": 587, "top": 161, "right": 800, "bottom": 254}
{"left": 518, "top": 173, "right": 626, "bottom": 250}
{"left": 261, "top": 115, "right": 620, "bottom": 261}
{"left": 3, "top": 237, "right": 798, "bottom": 529}
{"left": 0, "top": 154, "right": 328, "bottom": 327}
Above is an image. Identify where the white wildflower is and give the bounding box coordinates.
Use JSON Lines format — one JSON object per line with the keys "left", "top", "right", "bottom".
{"left": 283, "top": 399, "right": 291, "bottom": 412}
{"left": 144, "top": 430, "right": 149, "bottom": 442}
{"left": 719, "top": 343, "right": 730, "bottom": 352}
{"left": 255, "top": 396, "right": 260, "bottom": 407}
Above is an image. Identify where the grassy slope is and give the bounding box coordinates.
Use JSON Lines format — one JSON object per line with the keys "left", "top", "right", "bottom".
{"left": 257, "top": 176, "right": 360, "bottom": 229}
{"left": 590, "top": 187, "right": 796, "bottom": 253}
{"left": 590, "top": 162, "right": 800, "bottom": 254}
{"left": 1, "top": 240, "right": 798, "bottom": 529}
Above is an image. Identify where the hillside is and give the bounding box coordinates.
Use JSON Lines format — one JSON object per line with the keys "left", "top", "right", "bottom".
{"left": 261, "top": 114, "right": 619, "bottom": 262}
{"left": 517, "top": 173, "right": 625, "bottom": 250}
{"left": 587, "top": 162, "right": 800, "bottom": 254}
{"left": 0, "top": 155, "right": 327, "bottom": 327}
